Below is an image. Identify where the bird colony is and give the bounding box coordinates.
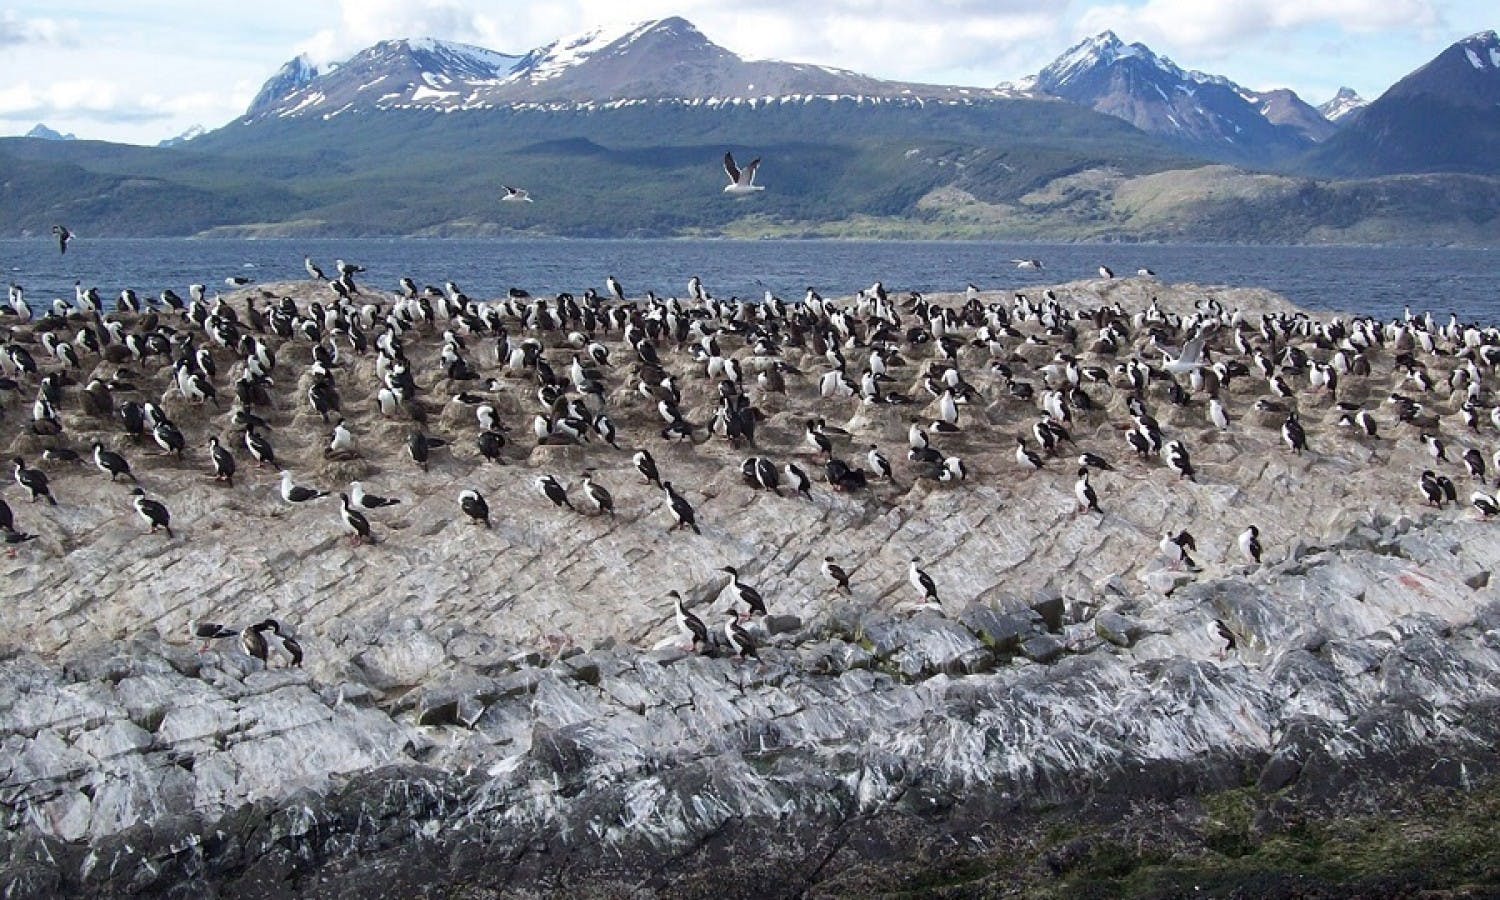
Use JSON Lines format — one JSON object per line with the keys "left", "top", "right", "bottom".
{"left": 2, "top": 266, "right": 1498, "bottom": 666}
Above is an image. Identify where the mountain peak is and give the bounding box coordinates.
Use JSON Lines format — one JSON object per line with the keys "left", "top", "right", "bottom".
{"left": 1457, "top": 30, "right": 1500, "bottom": 70}
{"left": 1027, "top": 31, "right": 1320, "bottom": 159}
{"left": 1318, "top": 87, "right": 1367, "bottom": 122}
{"left": 246, "top": 53, "right": 320, "bottom": 118}
{"left": 24, "top": 123, "right": 75, "bottom": 141}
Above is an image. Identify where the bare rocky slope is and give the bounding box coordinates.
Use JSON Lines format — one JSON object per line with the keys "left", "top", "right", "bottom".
{"left": 2, "top": 273, "right": 1499, "bottom": 897}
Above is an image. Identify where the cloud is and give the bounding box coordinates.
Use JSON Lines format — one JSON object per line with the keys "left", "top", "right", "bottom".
{"left": 0, "top": 10, "right": 80, "bottom": 47}
{"left": 0, "top": 80, "right": 231, "bottom": 125}
{"left": 1076, "top": 0, "right": 1443, "bottom": 55}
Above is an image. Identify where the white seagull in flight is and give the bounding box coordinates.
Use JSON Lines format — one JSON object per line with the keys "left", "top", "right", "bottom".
{"left": 723, "top": 151, "right": 764, "bottom": 195}
{"left": 1011, "top": 258, "right": 1043, "bottom": 270}
{"left": 501, "top": 185, "right": 533, "bottom": 203}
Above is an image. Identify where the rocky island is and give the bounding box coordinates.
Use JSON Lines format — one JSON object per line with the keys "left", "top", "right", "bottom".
{"left": 2, "top": 271, "right": 1498, "bottom": 897}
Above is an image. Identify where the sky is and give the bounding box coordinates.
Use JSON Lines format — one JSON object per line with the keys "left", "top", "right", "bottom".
{"left": 0, "top": 0, "right": 1492, "bottom": 145}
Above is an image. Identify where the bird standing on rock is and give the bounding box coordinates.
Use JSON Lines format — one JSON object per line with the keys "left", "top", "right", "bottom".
{"left": 671, "top": 591, "right": 708, "bottom": 651}
{"left": 1074, "top": 468, "right": 1101, "bottom": 514}
{"left": 350, "top": 482, "right": 400, "bottom": 510}
{"left": 207, "top": 437, "right": 235, "bottom": 486}
{"left": 279, "top": 470, "right": 328, "bottom": 504}
{"left": 908, "top": 559, "right": 941, "bottom": 607}
{"left": 13, "top": 457, "right": 56, "bottom": 505}
{"left": 192, "top": 621, "right": 238, "bottom": 653}
{"left": 724, "top": 611, "right": 758, "bottom": 661}
{"left": 536, "top": 475, "right": 574, "bottom": 510}
{"left": 1239, "top": 525, "right": 1263, "bottom": 564}
{"left": 662, "top": 481, "right": 700, "bottom": 535}
{"left": 582, "top": 472, "right": 614, "bottom": 517}
{"left": 720, "top": 565, "right": 768, "bottom": 619}
{"left": 131, "top": 488, "right": 172, "bottom": 537}
{"left": 459, "top": 489, "right": 491, "bottom": 528}
{"left": 338, "top": 493, "right": 375, "bottom": 545}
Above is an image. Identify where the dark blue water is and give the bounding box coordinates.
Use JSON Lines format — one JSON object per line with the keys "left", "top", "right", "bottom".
{"left": 2, "top": 238, "right": 1495, "bottom": 322}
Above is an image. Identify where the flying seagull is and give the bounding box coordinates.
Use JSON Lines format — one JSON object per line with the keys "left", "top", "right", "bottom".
{"left": 723, "top": 151, "right": 764, "bottom": 195}
{"left": 1011, "top": 258, "right": 1043, "bottom": 270}
{"left": 51, "top": 225, "right": 72, "bottom": 255}
{"left": 501, "top": 185, "right": 533, "bottom": 203}
{"left": 1161, "top": 333, "right": 1209, "bottom": 375}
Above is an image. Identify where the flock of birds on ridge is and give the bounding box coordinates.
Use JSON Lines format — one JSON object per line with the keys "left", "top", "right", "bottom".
{"left": 4, "top": 230, "right": 1500, "bottom": 670}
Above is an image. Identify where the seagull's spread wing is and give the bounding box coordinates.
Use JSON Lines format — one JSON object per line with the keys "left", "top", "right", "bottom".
{"left": 742, "top": 158, "right": 760, "bottom": 186}
{"left": 1177, "top": 335, "right": 1206, "bottom": 366}
{"left": 723, "top": 152, "right": 740, "bottom": 185}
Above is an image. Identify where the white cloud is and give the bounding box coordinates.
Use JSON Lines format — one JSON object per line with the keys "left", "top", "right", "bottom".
{"left": 0, "top": 10, "right": 79, "bottom": 47}
{"left": 0, "top": 80, "right": 240, "bottom": 125}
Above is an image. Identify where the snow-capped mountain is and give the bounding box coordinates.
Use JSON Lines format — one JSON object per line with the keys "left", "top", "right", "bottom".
{"left": 1317, "top": 87, "right": 1367, "bottom": 122}
{"left": 1012, "top": 31, "right": 1330, "bottom": 159}
{"left": 1311, "top": 31, "right": 1500, "bottom": 176}
{"left": 246, "top": 54, "right": 320, "bottom": 119}
{"left": 24, "top": 123, "right": 75, "bottom": 141}
{"left": 242, "top": 17, "right": 1019, "bottom": 121}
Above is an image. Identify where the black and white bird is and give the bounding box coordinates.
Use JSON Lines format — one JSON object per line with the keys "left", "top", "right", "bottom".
{"left": 536, "top": 474, "right": 574, "bottom": 510}
{"left": 821, "top": 557, "right": 852, "bottom": 593}
{"left": 1097, "top": 265, "right": 1114, "bottom": 279}
{"left": 304, "top": 256, "right": 326, "bottom": 280}
{"left": 1078, "top": 451, "right": 1114, "bottom": 472}
{"left": 12, "top": 457, "right": 55, "bottom": 505}
{"left": 908, "top": 559, "right": 940, "bottom": 606}
{"left": 1159, "top": 531, "right": 1198, "bottom": 570}
{"left": 338, "top": 493, "right": 374, "bottom": 544}
{"left": 1164, "top": 440, "right": 1196, "bottom": 482}
{"left": 279, "top": 470, "right": 328, "bottom": 504}
{"left": 207, "top": 437, "right": 236, "bottom": 486}
{"left": 633, "top": 449, "right": 663, "bottom": 488}
{"left": 261, "top": 619, "right": 304, "bottom": 667}
{"left": 1421, "top": 432, "right": 1447, "bottom": 463}
{"left": 1471, "top": 490, "right": 1500, "bottom": 518}
{"left": 662, "top": 481, "right": 700, "bottom": 534}
{"left": 350, "top": 482, "right": 400, "bottom": 510}
{"left": 1015, "top": 437, "right": 1043, "bottom": 472}
{"left": 722, "top": 151, "right": 765, "bottom": 195}
{"left": 1419, "top": 469, "right": 1448, "bottom": 507}
{"left": 671, "top": 591, "right": 708, "bottom": 651}
{"left": 1208, "top": 619, "right": 1237, "bottom": 660}
{"left": 92, "top": 441, "right": 136, "bottom": 482}
{"left": 241, "top": 621, "right": 270, "bottom": 666}
{"left": 1074, "top": 467, "right": 1101, "bottom": 513}
{"left": 1238, "top": 525, "right": 1263, "bottom": 564}
{"left": 407, "top": 431, "right": 448, "bottom": 471}
{"left": 724, "top": 611, "right": 758, "bottom": 661}
{"left": 52, "top": 224, "right": 72, "bottom": 254}
{"left": 192, "top": 621, "right": 240, "bottom": 653}
{"left": 581, "top": 472, "right": 614, "bottom": 517}
{"left": 783, "top": 462, "right": 812, "bottom": 499}
{"left": 459, "top": 489, "right": 491, "bottom": 528}
{"left": 245, "top": 427, "right": 276, "bottom": 468}
{"left": 500, "top": 185, "right": 533, "bottom": 203}
{"left": 866, "top": 444, "right": 895, "bottom": 484}
{"left": 939, "top": 455, "right": 967, "bottom": 483}
{"left": 131, "top": 488, "right": 172, "bottom": 537}
{"left": 1282, "top": 413, "right": 1308, "bottom": 455}
{"left": 720, "top": 565, "right": 767, "bottom": 618}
